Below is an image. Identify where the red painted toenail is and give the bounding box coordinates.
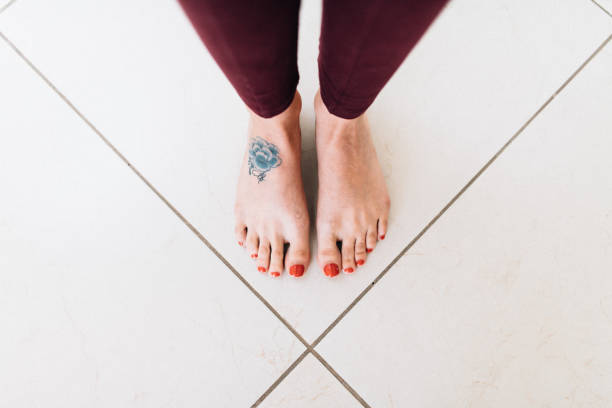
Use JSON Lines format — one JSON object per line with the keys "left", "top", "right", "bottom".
{"left": 344, "top": 267, "right": 354, "bottom": 273}
{"left": 270, "top": 271, "right": 281, "bottom": 277}
{"left": 251, "top": 254, "right": 258, "bottom": 259}
{"left": 258, "top": 266, "right": 266, "bottom": 273}
{"left": 357, "top": 259, "right": 365, "bottom": 266}
{"left": 380, "top": 234, "right": 385, "bottom": 240}
{"left": 366, "top": 248, "right": 373, "bottom": 253}
{"left": 324, "top": 263, "right": 339, "bottom": 277}
{"left": 290, "top": 265, "right": 305, "bottom": 277}
{"left": 238, "top": 241, "right": 243, "bottom": 246}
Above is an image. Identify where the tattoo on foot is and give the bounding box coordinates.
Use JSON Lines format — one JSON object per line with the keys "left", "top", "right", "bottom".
{"left": 248, "top": 136, "right": 282, "bottom": 183}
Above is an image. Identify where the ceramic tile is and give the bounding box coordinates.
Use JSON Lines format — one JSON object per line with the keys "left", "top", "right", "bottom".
{"left": 0, "top": 0, "right": 610, "bottom": 341}
{"left": 0, "top": 40, "right": 302, "bottom": 407}
{"left": 317, "top": 41, "right": 612, "bottom": 407}
{"left": 0, "top": 0, "right": 13, "bottom": 13}
{"left": 594, "top": 0, "right": 612, "bottom": 16}
{"left": 259, "top": 354, "right": 361, "bottom": 408}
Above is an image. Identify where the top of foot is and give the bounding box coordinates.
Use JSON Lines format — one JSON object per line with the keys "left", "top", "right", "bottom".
{"left": 234, "top": 92, "right": 310, "bottom": 278}
{"left": 314, "top": 91, "right": 390, "bottom": 277}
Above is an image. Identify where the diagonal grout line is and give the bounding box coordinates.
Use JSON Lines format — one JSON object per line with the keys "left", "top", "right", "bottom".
{"left": 590, "top": 0, "right": 612, "bottom": 18}
{"left": 251, "top": 349, "right": 310, "bottom": 407}
{"left": 310, "top": 349, "right": 371, "bottom": 407}
{"left": 253, "top": 31, "right": 612, "bottom": 408}
{"left": 251, "top": 348, "right": 372, "bottom": 407}
{"left": 0, "top": 28, "right": 370, "bottom": 408}
{"left": 249, "top": 31, "right": 612, "bottom": 408}
{"left": 0, "top": 29, "right": 312, "bottom": 351}
{"left": 0, "top": 0, "right": 17, "bottom": 14}
{"left": 309, "top": 32, "right": 612, "bottom": 351}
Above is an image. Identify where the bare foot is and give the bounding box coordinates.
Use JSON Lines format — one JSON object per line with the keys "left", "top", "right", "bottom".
{"left": 234, "top": 92, "right": 310, "bottom": 278}
{"left": 314, "top": 91, "right": 390, "bottom": 277}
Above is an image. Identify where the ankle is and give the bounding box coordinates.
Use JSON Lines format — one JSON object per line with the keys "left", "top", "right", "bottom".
{"left": 247, "top": 92, "right": 302, "bottom": 154}
{"left": 314, "top": 90, "right": 366, "bottom": 145}
{"left": 250, "top": 91, "right": 301, "bottom": 131}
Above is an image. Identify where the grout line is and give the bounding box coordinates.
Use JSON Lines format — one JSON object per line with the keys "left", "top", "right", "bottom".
{"left": 247, "top": 31, "right": 612, "bottom": 408}
{"left": 251, "top": 349, "right": 311, "bottom": 407}
{"left": 0, "top": 29, "right": 312, "bottom": 351}
{"left": 590, "top": 0, "right": 612, "bottom": 18}
{"left": 0, "top": 0, "right": 17, "bottom": 14}
{"left": 0, "top": 28, "right": 369, "bottom": 408}
{"left": 309, "top": 32, "right": 612, "bottom": 349}
{"left": 310, "top": 349, "right": 371, "bottom": 407}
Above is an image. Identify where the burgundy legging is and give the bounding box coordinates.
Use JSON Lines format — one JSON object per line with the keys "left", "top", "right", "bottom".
{"left": 178, "top": 0, "right": 449, "bottom": 119}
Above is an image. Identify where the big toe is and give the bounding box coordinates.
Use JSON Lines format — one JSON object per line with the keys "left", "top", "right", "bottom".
{"left": 285, "top": 230, "right": 309, "bottom": 278}
{"left": 317, "top": 233, "right": 341, "bottom": 278}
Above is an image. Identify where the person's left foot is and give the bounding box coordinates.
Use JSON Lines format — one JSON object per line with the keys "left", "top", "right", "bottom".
{"left": 314, "top": 91, "right": 390, "bottom": 277}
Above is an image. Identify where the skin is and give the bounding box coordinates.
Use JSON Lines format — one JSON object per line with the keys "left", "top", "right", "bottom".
{"left": 234, "top": 90, "right": 390, "bottom": 278}
{"left": 314, "top": 91, "right": 390, "bottom": 276}
{"left": 234, "top": 92, "right": 310, "bottom": 277}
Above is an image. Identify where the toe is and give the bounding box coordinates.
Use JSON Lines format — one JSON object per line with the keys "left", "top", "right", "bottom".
{"left": 235, "top": 223, "right": 247, "bottom": 247}
{"left": 378, "top": 218, "right": 388, "bottom": 240}
{"left": 341, "top": 238, "right": 356, "bottom": 274}
{"left": 246, "top": 229, "right": 259, "bottom": 260}
{"left": 366, "top": 227, "right": 377, "bottom": 254}
{"left": 355, "top": 235, "right": 367, "bottom": 266}
{"left": 317, "top": 233, "right": 341, "bottom": 278}
{"left": 285, "top": 234, "right": 309, "bottom": 278}
{"left": 268, "top": 236, "right": 284, "bottom": 278}
{"left": 256, "top": 238, "right": 271, "bottom": 274}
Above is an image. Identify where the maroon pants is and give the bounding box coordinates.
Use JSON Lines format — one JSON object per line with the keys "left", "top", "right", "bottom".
{"left": 178, "top": 0, "right": 448, "bottom": 119}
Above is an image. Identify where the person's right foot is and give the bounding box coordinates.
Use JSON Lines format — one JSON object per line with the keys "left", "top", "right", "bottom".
{"left": 314, "top": 91, "right": 390, "bottom": 277}
{"left": 234, "top": 92, "right": 310, "bottom": 278}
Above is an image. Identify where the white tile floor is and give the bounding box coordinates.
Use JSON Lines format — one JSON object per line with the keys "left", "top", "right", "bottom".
{"left": 0, "top": 0, "right": 611, "bottom": 406}
{"left": 595, "top": 0, "right": 612, "bottom": 15}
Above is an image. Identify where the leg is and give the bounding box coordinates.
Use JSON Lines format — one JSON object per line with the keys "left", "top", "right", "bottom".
{"left": 315, "top": 0, "right": 449, "bottom": 276}
{"left": 178, "top": 0, "right": 301, "bottom": 118}
{"left": 179, "top": 0, "right": 310, "bottom": 277}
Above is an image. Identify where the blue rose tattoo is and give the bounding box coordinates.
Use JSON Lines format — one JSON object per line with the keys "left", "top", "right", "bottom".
{"left": 248, "top": 136, "right": 282, "bottom": 183}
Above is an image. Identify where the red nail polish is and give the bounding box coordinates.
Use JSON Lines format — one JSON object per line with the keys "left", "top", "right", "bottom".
{"left": 324, "top": 263, "right": 339, "bottom": 277}
{"left": 357, "top": 259, "right": 365, "bottom": 266}
{"left": 380, "top": 234, "right": 385, "bottom": 240}
{"left": 251, "top": 254, "right": 258, "bottom": 259}
{"left": 270, "top": 271, "right": 280, "bottom": 277}
{"left": 344, "top": 267, "right": 354, "bottom": 273}
{"left": 290, "top": 265, "right": 305, "bottom": 277}
{"left": 366, "top": 248, "right": 373, "bottom": 253}
{"left": 258, "top": 266, "right": 266, "bottom": 273}
{"left": 238, "top": 241, "right": 243, "bottom": 246}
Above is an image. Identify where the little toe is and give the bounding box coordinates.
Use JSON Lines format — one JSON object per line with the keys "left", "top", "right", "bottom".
{"left": 355, "top": 236, "right": 367, "bottom": 267}
{"left": 268, "top": 236, "right": 284, "bottom": 278}
{"left": 256, "top": 238, "right": 271, "bottom": 274}
{"left": 235, "top": 223, "right": 247, "bottom": 247}
{"left": 341, "top": 238, "right": 356, "bottom": 274}
{"left": 246, "top": 229, "right": 259, "bottom": 260}
{"left": 378, "top": 218, "right": 388, "bottom": 240}
{"left": 317, "top": 234, "right": 341, "bottom": 278}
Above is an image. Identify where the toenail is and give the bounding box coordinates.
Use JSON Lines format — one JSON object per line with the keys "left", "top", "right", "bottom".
{"left": 251, "top": 254, "right": 258, "bottom": 259}
{"left": 324, "top": 263, "right": 339, "bottom": 277}
{"left": 357, "top": 259, "right": 365, "bottom": 266}
{"left": 366, "top": 248, "right": 373, "bottom": 253}
{"left": 270, "top": 271, "right": 281, "bottom": 278}
{"left": 290, "top": 265, "right": 305, "bottom": 277}
{"left": 257, "top": 266, "right": 266, "bottom": 273}
{"left": 380, "top": 234, "right": 385, "bottom": 240}
{"left": 344, "top": 267, "right": 354, "bottom": 273}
